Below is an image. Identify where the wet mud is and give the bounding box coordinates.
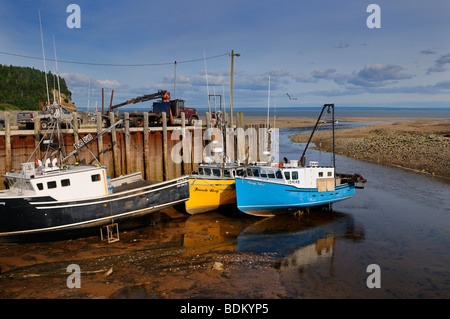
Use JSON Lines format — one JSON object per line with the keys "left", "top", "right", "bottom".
{"left": 0, "top": 208, "right": 357, "bottom": 299}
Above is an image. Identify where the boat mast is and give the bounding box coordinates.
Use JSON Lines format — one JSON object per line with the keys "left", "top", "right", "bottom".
{"left": 38, "top": 11, "right": 50, "bottom": 107}
{"left": 300, "top": 104, "right": 335, "bottom": 167}
{"left": 52, "top": 34, "right": 62, "bottom": 106}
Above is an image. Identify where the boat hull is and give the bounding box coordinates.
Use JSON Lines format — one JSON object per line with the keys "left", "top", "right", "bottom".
{"left": 185, "top": 178, "right": 236, "bottom": 214}
{"left": 0, "top": 176, "right": 189, "bottom": 239}
{"left": 235, "top": 177, "right": 355, "bottom": 217}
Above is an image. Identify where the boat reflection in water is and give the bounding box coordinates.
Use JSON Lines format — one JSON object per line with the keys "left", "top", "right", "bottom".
{"left": 182, "top": 212, "right": 255, "bottom": 252}
{"left": 180, "top": 209, "right": 364, "bottom": 271}
{"left": 236, "top": 211, "right": 365, "bottom": 269}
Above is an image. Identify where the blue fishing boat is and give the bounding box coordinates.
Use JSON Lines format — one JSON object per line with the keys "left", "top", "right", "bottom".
{"left": 235, "top": 104, "right": 366, "bottom": 217}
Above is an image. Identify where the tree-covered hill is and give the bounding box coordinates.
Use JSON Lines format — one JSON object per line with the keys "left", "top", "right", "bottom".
{"left": 0, "top": 65, "right": 72, "bottom": 110}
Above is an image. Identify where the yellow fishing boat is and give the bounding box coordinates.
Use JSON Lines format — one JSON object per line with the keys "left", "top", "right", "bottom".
{"left": 185, "top": 163, "right": 246, "bottom": 214}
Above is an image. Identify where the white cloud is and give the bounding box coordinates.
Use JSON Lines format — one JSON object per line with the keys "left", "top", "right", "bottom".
{"left": 60, "top": 73, "right": 122, "bottom": 90}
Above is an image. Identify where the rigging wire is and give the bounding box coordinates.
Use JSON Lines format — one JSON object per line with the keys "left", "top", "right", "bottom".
{"left": 0, "top": 50, "right": 229, "bottom": 67}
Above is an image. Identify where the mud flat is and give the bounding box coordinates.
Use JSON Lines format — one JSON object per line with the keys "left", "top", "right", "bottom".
{"left": 0, "top": 211, "right": 285, "bottom": 299}
{"left": 288, "top": 118, "right": 450, "bottom": 179}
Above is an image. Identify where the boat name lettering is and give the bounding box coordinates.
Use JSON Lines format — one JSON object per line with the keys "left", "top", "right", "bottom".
{"left": 192, "top": 187, "right": 218, "bottom": 193}
{"left": 73, "top": 134, "right": 94, "bottom": 150}
{"left": 177, "top": 181, "right": 188, "bottom": 187}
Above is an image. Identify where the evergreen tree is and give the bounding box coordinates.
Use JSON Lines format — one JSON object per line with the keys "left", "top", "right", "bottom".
{"left": 0, "top": 64, "right": 72, "bottom": 110}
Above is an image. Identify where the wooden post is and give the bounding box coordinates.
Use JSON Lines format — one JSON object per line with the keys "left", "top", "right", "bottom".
{"left": 143, "top": 112, "right": 150, "bottom": 180}
{"left": 72, "top": 112, "right": 79, "bottom": 145}
{"left": 238, "top": 112, "right": 244, "bottom": 129}
{"left": 5, "top": 112, "right": 11, "bottom": 173}
{"left": 181, "top": 112, "right": 190, "bottom": 175}
{"left": 205, "top": 111, "right": 211, "bottom": 144}
{"left": 205, "top": 111, "right": 211, "bottom": 130}
{"left": 226, "top": 127, "right": 235, "bottom": 163}
{"left": 224, "top": 112, "right": 229, "bottom": 126}
{"left": 192, "top": 124, "right": 202, "bottom": 170}
{"left": 162, "top": 112, "right": 168, "bottom": 181}
{"left": 110, "top": 112, "right": 121, "bottom": 177}
{"left": 124, "top": 112, "right": 131, "bottom": 175}
{"left": 33, "top": 111, "right": 40, "bottom": 162}
{"left": 236, "top": 112, "right": 245, "bottom": 164}
{"left": 96, "top": 112, "right": 104, "bottom": 165}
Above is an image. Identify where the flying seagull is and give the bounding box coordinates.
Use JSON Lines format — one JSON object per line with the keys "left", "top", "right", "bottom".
{"left": 286, "top": 92, "right": 298, "bottom": 100}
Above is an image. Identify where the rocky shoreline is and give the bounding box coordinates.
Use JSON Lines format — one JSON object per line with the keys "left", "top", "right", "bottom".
{"left": 288, "top": 118, "right": 450, "bottom": 180}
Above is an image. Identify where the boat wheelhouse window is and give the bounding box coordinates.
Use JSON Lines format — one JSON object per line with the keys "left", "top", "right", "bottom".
{"left": 198, "top": 168, "right": 204, "bottom": 175}
{"left": 292, "top": 171, "right": 298, "bottom": 180}
{"left": 47, "top": 181, "right": 57, "bottom": 189}
{"left": 204, "top": 168, "right": 211, "bottom": 176}
{"left": 328, "top": 171, "right": 332, "bottom": 177}
{"left": 268, "top": 170, "right": 275, "bottom": 178}
{"left": 91, "top": 174, "right": 101, "bottom": 182}
{"left": 224, "top": 169, "right": 231, "bottom": 177}
{"left": 236, "top": 169, "right": 245, "bottom": 177}
{"left": 276, "top": 170, "right": 283, "bottom": 179}
{"left": 253, "top": 169, "right": 260, "bottom": 177}
{"left": 260, "top": 169, "right": 267, "bottom": 178}
{"left": 213, "top": 169, "right": 221, "bottom": 177}
{"left": 36, "top": 183, "right": 44, "bottom": 190}
{"left": 8, "top": 178, "right": 34, "bottom": 191}
{"left": 61, "top": 179, "right": 70, "bottom": 187}
{"left": 319, "top": 172, "right": 323, "bottom": 177}
{"left": 284, "top": 172, "right": 291, "bottom": 180}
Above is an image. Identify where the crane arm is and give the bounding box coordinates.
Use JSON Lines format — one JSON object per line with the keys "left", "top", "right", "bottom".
{"left": 109, "top": 90, "right": 170, "bottom": 111}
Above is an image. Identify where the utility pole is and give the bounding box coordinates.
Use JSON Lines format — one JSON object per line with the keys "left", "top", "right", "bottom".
{"left": 230, "top": 50, "right": 240, "bottom": 128}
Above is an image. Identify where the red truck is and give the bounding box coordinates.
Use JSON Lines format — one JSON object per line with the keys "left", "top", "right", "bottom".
{"left": 109, "top": 90, "right": 199, "bottom": 126}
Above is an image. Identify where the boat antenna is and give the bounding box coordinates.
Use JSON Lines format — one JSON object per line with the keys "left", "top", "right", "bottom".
{"left": 222, "top": 80, "right": 226, "bottom": 116}
{"left": 267, "top": 75, "right": 270, "bottom": 128}
{"left": 204, "top": 50, "right": 211, "bottom": 126}
{"left": 87, "top": 80, "right": 91, "bottom": 112}
{"left": 51, "top": 34, "right": 67, "bottom": 164}
{"left": 273, "top": 95, "right": 277, "bottom": 128}
{"left": 52, "top": 34, "right": 62, "bottom": 105}
{"left": 38, "top": 11, "right": 50, "bottom": 107}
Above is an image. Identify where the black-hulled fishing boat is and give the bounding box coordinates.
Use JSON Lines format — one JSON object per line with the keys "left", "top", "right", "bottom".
{"left": 0, "top": 103, "right": 189, "bottom": 240}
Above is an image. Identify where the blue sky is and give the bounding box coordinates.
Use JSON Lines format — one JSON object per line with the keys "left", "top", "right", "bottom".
{"left": 1, "top": 0, "right": 450, "bottom": 110}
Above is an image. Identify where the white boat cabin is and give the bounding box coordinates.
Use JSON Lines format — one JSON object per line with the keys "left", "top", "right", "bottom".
{"left": 2, "top": 162, "right": 109, "bottom": 201}
{"left": 244, "top": 160, "right": 335, "bottom": 189}
{"left": 194, "top": 164, "right": 246, "bottom": 179}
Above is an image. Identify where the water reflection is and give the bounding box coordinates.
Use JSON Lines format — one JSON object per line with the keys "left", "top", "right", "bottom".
{"left": 182, "top": 212, "right": 256, "bottom": 251}
{"left": 236, "top": 211, "right": 365, "bottom": 270}
{"left": 180, "top": 210, "right": 365, "bottom": 268}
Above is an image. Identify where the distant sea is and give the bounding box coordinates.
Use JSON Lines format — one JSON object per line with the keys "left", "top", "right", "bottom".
{"left": 82, "top": 106, "right": 449, "bottom": 119}
{"left": 205, "top": 106, "right": 450, "bottom": 119}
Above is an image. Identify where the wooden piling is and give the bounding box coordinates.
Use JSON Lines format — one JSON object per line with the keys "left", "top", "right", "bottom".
{"left": 226, "top": 127, "right": 235, "bottom": 163}
{"left": 236, "top": 112, "right": 245, "bottom": 163}
{"left": 143, "top": 112, "right": 150, "bottom": 180}
{"left": 72, "top": 112, "right": 79, "bottom": 145}
{"left": 33, "top": 111, "right": 40, "bottom": 161}
{"left": 162, "top": 112, "right": 168, "bottom": 181}
{"left": 5, "top": 112, "right": 11, "bottom": 172}
{"left": 181, "top": 112, "right": 190, "bottom": 174}
{"left": 124, "top": 112, "right": 131, "bottom": 175}
{"left": 96, "top": 112, "right": 104, "bottom": 165}
{"left": 110, "top": 112, "right": 121, "bottom": 177}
